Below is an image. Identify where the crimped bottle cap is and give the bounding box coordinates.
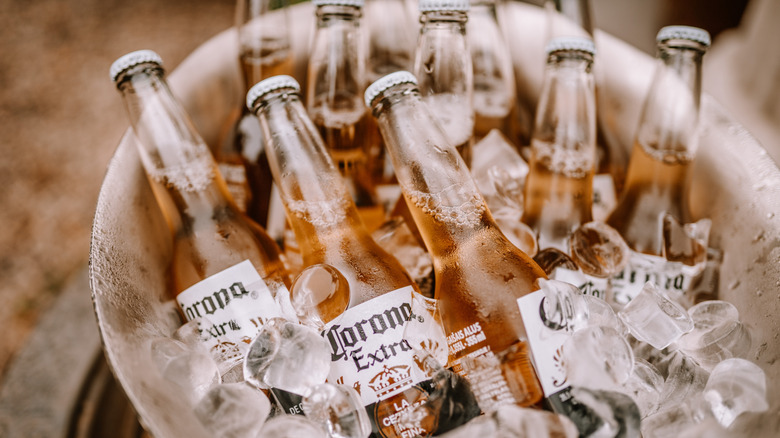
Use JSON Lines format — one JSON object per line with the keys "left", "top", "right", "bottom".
{"left": 246, "top": 75, "right": 300, "bottom": 110}
{"left": 545, "top": 36, "right": 596, "bottom": 56}
{"left": 657, "top": 25, "right": 711, "bottom": 47}
{"left": 364, "top": 71, "right": 418, "bottom": 108}
{"left": 419, "top": 0, "right": 469, "bottom": 12}
{"left": 313, "top": 0, "right": 364, "bottom": 7}
{"left": 110, "top": 50, "right": 163, "bottom": 82}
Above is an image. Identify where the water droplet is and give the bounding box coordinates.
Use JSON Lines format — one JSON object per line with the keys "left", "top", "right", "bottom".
{"left": 729, "top": 279, "right": 740, "bottom": 289}
{"left": 768, "top": 212, "right": 775, "bottom": 219}
{"left": 756, "top": 290, "right": 764, "bottom": 297}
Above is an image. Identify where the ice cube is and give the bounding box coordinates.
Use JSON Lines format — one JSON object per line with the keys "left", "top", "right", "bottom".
{"left": 173, "top": 317, "right": 248, "bottom": 379}
{"left": 617, "top": 282, "right": 693, "bottom": 350}
{"left": 471, "top": 129, "right": 529, "bottom": 210}
{"left": 533, "top": 247, "right": 578, "bottom": 276}
{"left": 258, "top": 414, "right": 328, "bottom": 437}
{"left": 569, "top": 387, "right": 641, "bottom": 438}
{"left": 677, "top": 300, "right": 752, "bottom": 370}
{"left": 244, "top": 318, "right": 331, "bottom": 395}
{"left": 436, "top": 404, "right": 578, "bottom": 437}
{"left": 562, "top": 326, "right": 634, "bottom": 392}
{"left": 660, "top": 350, "right": 710, "bottom": 408}
{"left": 582, "top": 295, "right": 627, "bottom": 336}
{"left": 662, "top": 214, "right": 710, "bottom": 268}
{"left": 162, "top": 349, "right": 221, "bottom": 405}
{"left": 372, "top": 217, "right": 435, "bottom": 297}
{"left": 194, "top": 382, "right": 272, "bottom": 438}
{"left": 702, "top": 358, "right": 768, "bottom": 428}
{"left": 621, "top": 358, "right": 664, "bottom": 418}
{"left": 301, "top": 383, "right": 371, "bottom": 438}
{"left": 538, "top": 278, "right": 589, "bottom": 335}
{"left": 641, "top": 402, "right": 704, "bottom": 438}
{"left": 290, "top": 264, "right": 350, "bottom": 331}
{"left": 492, "top": 207, "right": 538, "bottom": 257}
{"left": 569, "top": 221, "right": 630, "bottom": 278}
{"left": 150, "top": 337, "right": 190, "bottom": 371}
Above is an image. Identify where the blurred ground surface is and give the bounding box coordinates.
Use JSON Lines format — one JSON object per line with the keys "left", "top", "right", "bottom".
{"left": 0, "top": 0, "right": 235, "bottom": 383}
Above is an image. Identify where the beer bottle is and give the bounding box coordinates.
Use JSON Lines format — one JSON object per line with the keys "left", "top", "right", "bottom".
{"left": 466, "top": 0, "right": 516, "bottom": 141}
{"left": 364, "top": 0, "right": 416, "bottom": 83}
{"left": 109, "top": 50, "right": 292, "bottom": 358}
{"left": 366, "top": 71, "right": 547, "bottom": 411}
{"left": 522, "top": 37, "right": 596, "bottom": 252}
{"left": 247, "top": 76, "right": 442, "bottom": 437}
{"left": 547, "top": 0, "right": 627, "bottom": 216}
{"left": 307, "top": 0, "right": 385, "bottom": 229}
{"left": 215, "top": 0, "right": 293, "bottom": 228}
{"left": 413, "top": 0, "right": 475, "bottom": 167}
{"left": 606, "top": 26, "right": 710, "bottom": 256}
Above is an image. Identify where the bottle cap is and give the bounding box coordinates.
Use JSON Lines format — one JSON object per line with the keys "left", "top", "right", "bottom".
{"left": 110, "top": 50, "right": 163, "bottom": 82}
{"left": 364, "top": 71, "right": 418, "bottom": 108}
{"left": 419, "top": 0, "right": 469, "bottom": 12}
{"left": 312, "top": 0, "right": 364, "bottom": 7}
{"left": 246, "top": 75, "right": 301, "bottom": 110}
{"left": 545, "top": 36, "right": 596, "bottom": 56}
{"left": 657, "top": 25, "right": 711, "bottom": 47}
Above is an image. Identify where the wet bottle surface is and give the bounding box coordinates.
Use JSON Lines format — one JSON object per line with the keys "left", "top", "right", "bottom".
{"left": 110, "top": 51, "right": 292, "bottom": 366}
{"left": 306, "top": 0, "right": 385, "bottom": 229}
{"left": 366, "top": 72, "right": 547, "bottom": 412}
{"left": 413, "top": 0, "right": 474, "bottom": 167}
{"left": 606, "top": 26, "right": 710, "bottom": 257}
{"left": 216, "top": 0, "right": 293, "bottom": 228}
{"left": 522, "top": 37, "right": 596, "bottom": 252}
{"left": 248, "top": 75, "right": 445, "bottom": 437}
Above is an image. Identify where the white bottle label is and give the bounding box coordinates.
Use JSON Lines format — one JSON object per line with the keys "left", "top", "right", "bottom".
{"left": 609, "top": 251, "right": 702, "bottom": 305}
{"left": 551, "top": 268, "right": 609, "bottom": 300}
{"left": 323, "top": 286, "right": 430, "bottom": 406}
{"left": 177, "top": 260, "right": 285, "bottom": 347}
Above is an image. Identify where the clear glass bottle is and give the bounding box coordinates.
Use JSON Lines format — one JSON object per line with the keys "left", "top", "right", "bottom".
{"left": 248, "top": 76, "right": 444, "bottom": 437}
{"left": 466, "top": 0, "right": 516, "bottom": 141}
{"left": 366, "top": 72, "right": 546, "bottom": 411}
{"left": 215, "top": 0, "right": 292, "bottom": 227}
{"left": 522, "top": 37, "right": 596, "bottom": 252}
{"left": 607, "top": 26, "right": 710, "bottom": 256}
{"left": 110, "top": 50, "right": 291, "bottom": 348}
{"left": 307, "top": 0, "right": 385, "bottom": 229}
{"left": 414, "top": 0, "right": 475, "bottom": 167}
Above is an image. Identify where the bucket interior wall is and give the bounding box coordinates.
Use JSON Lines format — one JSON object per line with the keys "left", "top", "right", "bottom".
{"left": 89, "top": 3, "right": 780, "bottom": 436}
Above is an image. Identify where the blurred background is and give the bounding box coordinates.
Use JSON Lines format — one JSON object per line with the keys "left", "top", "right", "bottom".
{"left": 0, "top": 0, "right": 776, "bottom": 435}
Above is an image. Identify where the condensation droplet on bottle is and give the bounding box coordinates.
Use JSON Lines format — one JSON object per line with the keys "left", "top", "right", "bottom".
{"left": 729, "top": 279, "right": 740, "bottom": 290}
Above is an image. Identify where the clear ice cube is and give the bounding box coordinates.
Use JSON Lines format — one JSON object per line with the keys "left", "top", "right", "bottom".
{"left": 302, "top": 383, "right": 371, "bottom": 438}
{"left": 569, "top": 387, "right": 641, "bottom": 438}
{"left": 471, "top": 129, "right": 529, "bottom": 212}
{"left": 538, "top": 278, "right": 589, "bottom": 335}
{"left": 436, "top": 404, "right": 578, "bottom": 438}
{"left": 562, "top": 326, "right": 634, "bottom": 392}
{"left": 621, "top": 358, "right": 664, "bottom": 418}
{"left": 258, "top": 414, "right": 328, "bottom": 437}
{"left": 660, "top": 350, "right": 710, "bottom": 408}
{"left": 372, "top": 217, "right": 435, "bottom": 297}
{"left": 677, "top": 300, "right": 752, "bottom": 370}
{"left": 290, "top": 264, "right": 350, "bottom": 331}
{"left": 569, "top": 221, "right": 630, "bottom": 278}
{"left": 617, "top": 282, "right": 693, "bottom": 349}
{"left": 161, "top": 349, "right": 221, "bottom": 405}
{"left": 194, "top": 382, "right": 271, "bottom": 438}
{"left": 243, "top": 318, "right": 331, "bottom": 395}
{"left": 702, "top": 358, "right": 768, "bottom": 428}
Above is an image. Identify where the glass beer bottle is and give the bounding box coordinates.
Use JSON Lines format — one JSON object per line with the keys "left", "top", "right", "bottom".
{"left": 215, "top": 0, "right": 293, "bottom": 228}
{"left": 248, "top": 75, "right": 442, "bottom": 437}
{"left": 606, "top": 26, "right": 710, "bottom": 256}
{"left": 366, "top": 71, "right": 547, "bottom": 411}
{"left": 413, "top": 0, "right": 475, "bottom": 167}
{"left": 522, "top": 37, "right": 596, "bottom": 252}
{"left": 307, "top": 0, "right": 385, "bottom": 228}
{"left": 110, "top": 50, "right": 292, "bottom": 354}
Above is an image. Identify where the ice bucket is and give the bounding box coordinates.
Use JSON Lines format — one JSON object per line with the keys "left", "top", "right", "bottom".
{"left": 89, "top": 2, "right": 780, "bottom": 436}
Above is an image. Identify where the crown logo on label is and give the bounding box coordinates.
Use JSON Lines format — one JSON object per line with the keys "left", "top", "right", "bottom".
{"left": 368, "top": 364, "right": 413, "bottom": 398}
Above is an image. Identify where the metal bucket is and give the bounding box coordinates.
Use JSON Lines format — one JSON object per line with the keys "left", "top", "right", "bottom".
{"left": 89, "top": 2, "right": 780, "bottom": 436}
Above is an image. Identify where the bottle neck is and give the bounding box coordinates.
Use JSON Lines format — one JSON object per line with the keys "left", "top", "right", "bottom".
{"left": 551, "top": 0, "right": 594, "bottom": 38}
{"left": 117, "top": 64, "right": 234, "bottom": 227}
{"left": 371, "top": 83, "right": 500, "bottom": 256}
{"left": 253, "top": 88, "right": 371, "bottom": 255}
{"left": 307, "top": 5, "right": 367, "bottom": 129}
{"left": 237, "top": 0, "right": 292, "bottom": 92}
{"left": 523, "top": 52, "right": 596, "bottom": 251}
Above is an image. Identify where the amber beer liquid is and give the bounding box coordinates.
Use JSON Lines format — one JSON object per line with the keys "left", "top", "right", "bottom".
{"left": 367, "top": 72, "right": 546, "bottom": 412}
{"left": 248, "top": 75, "right": 456, "bottom": 437}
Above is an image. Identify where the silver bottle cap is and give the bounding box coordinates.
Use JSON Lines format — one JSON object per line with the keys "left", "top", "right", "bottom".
{"left": 364, "top": 71, "right": 418, "bottom": 108}
{"left": 313, "top": 0, "right": 364, "bottom": 7}
{"left": 657, "top": 25, "right": 711, "bottom": 47}
{"left": 246, "top": 75, "right": 301, "bottom": 110}
{"left": 419, "top": 0, "right": 469, "bottom": 12}
{"left": 110, "top": 50, "right": 163, "bottom": 82}
{"left": 545, "top": 36, "right": 596, "bottom": 56}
